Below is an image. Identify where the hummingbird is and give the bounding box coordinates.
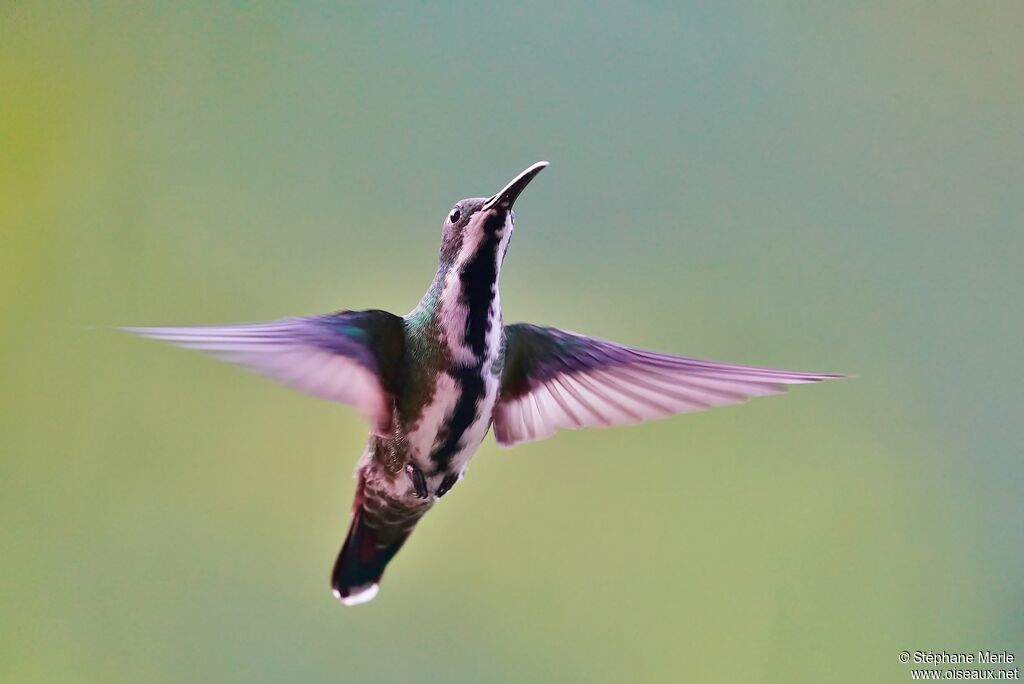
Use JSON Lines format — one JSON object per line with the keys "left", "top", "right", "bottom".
{"left": 126, "top": 161, "right": 841, "bottom": 606}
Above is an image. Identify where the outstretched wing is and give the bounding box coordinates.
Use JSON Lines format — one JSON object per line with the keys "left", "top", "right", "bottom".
{"left": 494, "top": 323, "right": 842, "bottom": 447}
{"left": 124, "top": 310, "right": 404, "bottom": 434}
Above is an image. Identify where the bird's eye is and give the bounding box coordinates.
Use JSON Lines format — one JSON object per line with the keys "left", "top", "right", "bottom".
{"left": 449, "top": 207, "right": 461, "bottom": 224}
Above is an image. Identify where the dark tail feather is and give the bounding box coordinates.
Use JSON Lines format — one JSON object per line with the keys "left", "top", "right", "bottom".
{"left": 331, "top": 507, "right": 412, "bottom": 606}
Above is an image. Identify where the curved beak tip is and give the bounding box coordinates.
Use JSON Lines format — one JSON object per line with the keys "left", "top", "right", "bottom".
{"left": 485, "top": 161, "right": 550, "bottom": 210}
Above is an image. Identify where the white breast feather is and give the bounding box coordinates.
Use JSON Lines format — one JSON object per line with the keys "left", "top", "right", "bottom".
{"left": 406, "top": 372, "right": 461, "bottom": 465}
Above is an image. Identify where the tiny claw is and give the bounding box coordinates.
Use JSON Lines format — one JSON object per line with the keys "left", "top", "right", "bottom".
{"left": 436, "top": 473, "right": 459, "bottom": 498}
{"left": 405, "top": 463, "right": 428, "bottom": 499}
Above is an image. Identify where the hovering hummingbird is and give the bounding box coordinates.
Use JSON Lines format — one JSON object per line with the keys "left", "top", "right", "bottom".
{"left": 126, "top": 161, "right": 841, "bottom": 605}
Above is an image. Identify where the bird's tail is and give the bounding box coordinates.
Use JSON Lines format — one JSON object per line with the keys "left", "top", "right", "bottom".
{"left": 331, "top": 477, "right": 426, "bottom": 606}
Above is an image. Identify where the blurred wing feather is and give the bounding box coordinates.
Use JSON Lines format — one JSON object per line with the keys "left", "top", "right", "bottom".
{"left": 123, "top": 310, "right": 404, "bottom": 434}
{"left": 494, "top": 324, "right": 842, "bottom": 447}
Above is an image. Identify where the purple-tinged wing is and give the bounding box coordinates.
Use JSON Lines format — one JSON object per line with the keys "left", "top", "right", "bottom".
{"left": 123, "top": 310, "right": 404, "bottom": 435}
{"left": 494, "top": 324, "right": 843, "bottom": 447}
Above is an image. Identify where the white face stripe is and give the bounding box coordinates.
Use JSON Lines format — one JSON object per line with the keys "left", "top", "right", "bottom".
{"left": 437, "top": 210, "right": 513, "bottom": 366}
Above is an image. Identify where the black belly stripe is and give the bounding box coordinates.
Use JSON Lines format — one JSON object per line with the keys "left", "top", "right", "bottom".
{"left": 430, "top": 366, "right": 486, "bottom": 470}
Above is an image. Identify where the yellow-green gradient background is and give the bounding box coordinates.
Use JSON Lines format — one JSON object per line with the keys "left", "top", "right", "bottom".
{"left": 2, "top": 3, "right": 1021, "bottom": 682}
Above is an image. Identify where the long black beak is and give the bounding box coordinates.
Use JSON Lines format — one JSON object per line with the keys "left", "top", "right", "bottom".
{"left": 483, "top": 161, "right": 548, "bottom": 211}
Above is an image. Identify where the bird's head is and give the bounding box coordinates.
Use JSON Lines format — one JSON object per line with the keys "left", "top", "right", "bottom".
{"left": 437, "top": 161, "right": 548, "bottom": 270}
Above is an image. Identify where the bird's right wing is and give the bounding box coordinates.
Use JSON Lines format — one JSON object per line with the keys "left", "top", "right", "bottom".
{"left": 123, "top": 310, "right": 405, "bottom": 435}
{"left": 494, "top": 323, "right": 842, "bottom": 447}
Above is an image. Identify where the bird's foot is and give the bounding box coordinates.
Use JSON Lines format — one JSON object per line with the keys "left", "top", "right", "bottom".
{"left": 436, "top": 473, "right": 459, "bottom": 498}
{"left": 405, "top": 463, "right": 428, "bottom": 499}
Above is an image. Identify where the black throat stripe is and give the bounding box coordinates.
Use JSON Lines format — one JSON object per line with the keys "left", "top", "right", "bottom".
{"left": 458, "top": 214, "right": 502, "bottom": 358}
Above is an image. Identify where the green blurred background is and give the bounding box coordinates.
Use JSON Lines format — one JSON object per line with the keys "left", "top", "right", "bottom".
{"left": 2, "top": 2, "right": 1022, "bottom": 682}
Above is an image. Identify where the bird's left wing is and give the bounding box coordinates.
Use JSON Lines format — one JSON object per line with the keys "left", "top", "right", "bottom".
{"left": 124, "top": 310, "right": 404, "bottom": 435}
{"left": 494, "top": 323, "right": 842, "bottom": 447}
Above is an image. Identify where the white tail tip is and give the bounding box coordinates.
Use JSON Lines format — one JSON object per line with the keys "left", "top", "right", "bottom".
{"left": 334, "top": 583, "right": 379, "bottom": 606}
